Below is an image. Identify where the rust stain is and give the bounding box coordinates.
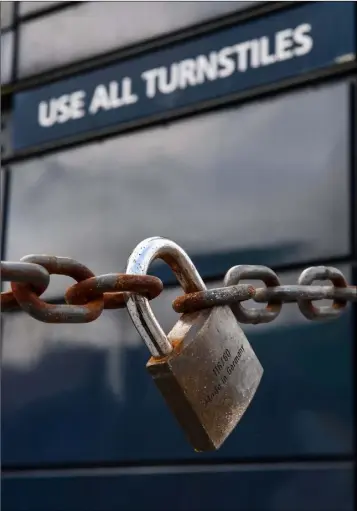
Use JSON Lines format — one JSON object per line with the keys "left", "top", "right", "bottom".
{"left": 172, "top": 284, "right": 256, "bottom": 313}
{"left": 11, "top": 281, "right": 104, "bottom": 323}
{"left": 9, "top": 256, "right": 104, "bottom": 323}
{"left": 147, "top": 337, "right": 184, "bottom": 364}
{"left": 1, "top": 290, "right": 20, "bottom": 311}
{"left": 65, "top": 274, "right": 163, "bottom": 310}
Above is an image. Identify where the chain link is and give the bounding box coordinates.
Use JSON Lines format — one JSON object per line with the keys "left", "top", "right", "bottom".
{"left": 173, "top": 265, "right": 356, "bottom": 322}
{"left": 1, "top": 256, "right": 163, "bottom": 323}
{"left": 1, "top": 256, "right": 356, "bottom": 324}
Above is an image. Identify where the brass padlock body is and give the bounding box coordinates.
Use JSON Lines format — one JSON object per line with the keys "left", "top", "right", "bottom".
{"left": 147, "top": 305, "right": 263, "bottom": 452}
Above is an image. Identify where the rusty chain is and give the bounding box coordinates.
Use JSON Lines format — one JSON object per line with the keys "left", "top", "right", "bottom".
{"left": 173, "top": 265, "right": 357, "bottom": 323}
{"left": 1, "top": 256, "right": 163, "bottom": 323}
{"left": 1, "top": 256, "right": 356, "bottom": 324}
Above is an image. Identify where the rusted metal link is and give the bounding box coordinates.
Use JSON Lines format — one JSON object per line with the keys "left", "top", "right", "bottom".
{"left": 65, "top": 273, "right": 163, "bottom": 309}
{"left": 2, "top": 256, "right": 355, "bottom": 326}
{"left": 254, "top": 284, "right": 357, "bottom": 304}
{"left": 172, "top": 283, "right": 357, "bottom": 316}
{"left": 2, "top": 256, "right": 164, "bottom": 323}
{"left": 10, "top": 255, "right": 104, "bottom": 323}
{"left": 172, "top": 266, "right": 356, "bottom": 324}
{"left": 224, "top": 265, "right": 282, "bottom": 324}
{"left": 297, "top": 266, "right": 351, "bottom": 320}
{"left": 172, "top": 284, "right": 255, "bottom": 313}
{"left": 1, "top": 261, "right": 50, "bottom": 311}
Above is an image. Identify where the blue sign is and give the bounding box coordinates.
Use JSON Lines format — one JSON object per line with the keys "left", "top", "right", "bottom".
{"left": 13, "top": 2, "right": 356, "bottom": 150}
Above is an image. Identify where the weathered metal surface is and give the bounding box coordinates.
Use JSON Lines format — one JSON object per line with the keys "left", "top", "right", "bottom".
{"left": 1, "top": 256, "right": 164, "bottom": 322}
{"left": 174, "top": 283, "right": 357, "bottom": 314}
{"left": 10, "top": 255, "right": 104, "bottom": 323}
{"left": 1, "top": 261, "right": 50, "bottom": 311}
{"left": 254, "top": 284, "right": 357, "bottom": 303}
{"left": 147, "top": 305, "right": 263, "bottom": 451}
{"left": 125, "top": 237, "right": 206, "bottom": 357}
{"left": 297, "top": 266, "right": 352, "bottom": 320}
{"left": 65, "top": 273, "right": 163, "bottom": 309}
{"left": 224, "top": 265, "right": 282, "bottom": 324}
{"left": 124, "top": 237, "right": 263, "bottom": 451}
{"left": 1, "top": 251, "right": 355, "bottom": 324}
{"left": 172, "top": 284, "right": 255, "bottom": 313}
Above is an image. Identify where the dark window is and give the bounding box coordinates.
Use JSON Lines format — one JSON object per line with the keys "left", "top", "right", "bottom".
{"left": 17, "top": 1, "right": 259, "bottom": 77}
{"left": 0, "top": 1, "right": 14, "bottom": 29}
{"left": 1, "top": 31, "right": 13, "bottom": 84}
{"left": 6, "top": 81, "right": 350, "bottom": 297}
{"left": 1, "top": 169, "right": 5, "bottom": 256}
{"left": 1, "top": 264, "right": 353, "bottom": 465}
{"left": 1, "top": 110, "right": 13, "bottom": 159}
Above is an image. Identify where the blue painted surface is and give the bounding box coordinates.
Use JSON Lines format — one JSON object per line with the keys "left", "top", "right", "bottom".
{"left": 2, "top": 466, "right": 354, "bottom": 511}
{"left": 13, "top": 1, "right": 356, "bottom": 150}
{"left": 2, "top": 300, "right": 353, "bottom": 466}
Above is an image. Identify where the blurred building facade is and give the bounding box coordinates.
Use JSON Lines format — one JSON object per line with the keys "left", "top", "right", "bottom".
{"left": 1, "top": 2, "right": 356, "bottom": 510}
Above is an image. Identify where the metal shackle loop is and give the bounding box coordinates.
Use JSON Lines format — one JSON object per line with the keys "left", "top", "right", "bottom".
{"left": 125, "top": 237, "right": 206, "bottom": 358}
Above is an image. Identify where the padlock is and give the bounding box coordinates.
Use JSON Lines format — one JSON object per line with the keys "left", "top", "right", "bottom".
{"left": 125, "top": 237, "right": 263, "bottom": 452}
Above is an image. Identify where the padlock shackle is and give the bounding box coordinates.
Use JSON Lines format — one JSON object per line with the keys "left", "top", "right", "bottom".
{"left": 125, "top": 237, "right": 206, "bottom": 357}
